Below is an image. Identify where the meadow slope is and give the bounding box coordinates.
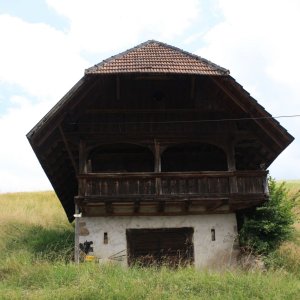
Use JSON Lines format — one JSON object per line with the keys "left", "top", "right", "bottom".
{"left": 0, "top": 182, "right": 299, "bottom": 300}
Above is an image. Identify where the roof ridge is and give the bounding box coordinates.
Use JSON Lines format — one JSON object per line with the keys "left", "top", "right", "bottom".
{"left": 85, "top": 40, "right": 229, "bottom": 75}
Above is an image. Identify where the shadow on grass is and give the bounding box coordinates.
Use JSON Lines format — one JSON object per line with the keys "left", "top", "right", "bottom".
{"left": 5, "top": 223, "right": 74, "bottom": 262}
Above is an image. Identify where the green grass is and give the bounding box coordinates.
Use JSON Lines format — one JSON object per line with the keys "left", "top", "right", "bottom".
{"left": 0, "top": 184, "right": 299, "bottom": 300}
{"left": 0, "top": 263, "right": 299, "bottom": 300}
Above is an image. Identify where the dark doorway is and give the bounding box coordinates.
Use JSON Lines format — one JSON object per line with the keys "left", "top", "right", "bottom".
{"left": 161, "top": 143, "right": 227, "bottom": 172}
{"left": 126, "top": 227, "right": 194, "bottom": 267}
{"left": 89, "top": 143, "right": 154, "bottom": 172}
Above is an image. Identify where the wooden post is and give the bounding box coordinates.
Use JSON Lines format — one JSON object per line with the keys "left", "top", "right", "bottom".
{"left": 227, "top": 141, "right": 236, "bottom": 172}
{"left": 154, "top": 140, "right": 161, "bottom": 172}
{"left": 59, "top": 125, "right": 78, "bottom": 175}
{"left": 79, "top": 140, "right": 87, "bottom": 196}
{"left": 227, "top": 139, "right": 238, "bottom": 193}
{"left": 75, "top": 140, "right": 87, "bottom": 263}
{"left": 263, "top": 174, "right": 269, "bottom": 194}
{"left": 79, "top": 140, "right": 87, "bottom": 173}
{"left": 87, "top": 159, "right": 92, "bottom": 172}
{"left": 74, "top": 203, "right": 80, "bottom": 263}
{"left": 154, "top": 140, "right": 162, "bottom": 195}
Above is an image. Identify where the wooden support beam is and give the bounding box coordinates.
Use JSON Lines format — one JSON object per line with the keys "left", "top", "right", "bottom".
{"left": 76, "top": 210, "right": 232, "bottom": 217}
{"left": 78, "top": 140, "right": 88, "bottom": 196}
{"left": 77, "top": 194, "right": 231, "bottom": 202}
{"left": 226, "top": 139, "right": 236, "bottom": 171}
{"left": 226, "top": 138, "right": 238, "bottom": 193}
{"left": 33, "top": 77, "right": 99, "bottom": 147}
{"left": 210, "top": 77, "right": 284, "bottom": 149}
{"left": 74, "top": 203, "right": 80, "bottom": 263}
{"left": 79, "top": 140, "right": 87, "bottom": 173}
{"left": 78, "top": 170, "right": 268, "bottom": 179}
{"left": 59, "top": 125, "right": 78, "bottom": 175}
{"left": 206, "top": 200, "right": 227, "bottom": 211}
{"left": 154, "top": 140, "right": 161, "bottom": 172}
{"left": 85, "top": 108, "right": 244, "bottom": 114}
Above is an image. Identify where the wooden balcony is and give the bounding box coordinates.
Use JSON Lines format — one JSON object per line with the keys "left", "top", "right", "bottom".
{"left": 76, "top": 170, "right": 268, "bottom": 216}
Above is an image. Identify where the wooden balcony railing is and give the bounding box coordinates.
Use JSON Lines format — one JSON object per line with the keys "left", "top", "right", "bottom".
{"left": 77, "top": 170, "right": 268, "bottom": 200}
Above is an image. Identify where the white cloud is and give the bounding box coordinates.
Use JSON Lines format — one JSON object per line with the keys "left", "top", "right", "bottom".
{"left": 0, "top": 13, "right": 87, "bottom": 192}
{"left": 197, "top": 0, "right": 300, "bottom": 179}
{"left": 198, "top": 0, "right": 300, "bottom": 105}
{"left": 0, "top": 14, "right": 88, "bottom": 102}
{"left": 47, "top": 0, "right": 200, "bottom": 53}
{"left": 0, "top": 13, "right": 88, "bottom": 192}
{"left": 0, "top": 97, "right": 53, "bottom": 192}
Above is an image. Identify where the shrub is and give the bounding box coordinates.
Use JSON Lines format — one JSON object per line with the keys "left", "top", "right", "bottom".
{"left": 239, "top": 177, "right": 299, "bottom": 255}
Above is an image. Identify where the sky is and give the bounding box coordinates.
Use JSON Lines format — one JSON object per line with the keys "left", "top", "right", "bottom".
{"left": 0, "top": 0, "right": 299, "bottom": 192}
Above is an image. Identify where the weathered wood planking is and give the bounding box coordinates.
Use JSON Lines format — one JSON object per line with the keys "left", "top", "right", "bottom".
{"left": 77, "top": 171, "right": 268, "bottom": 216}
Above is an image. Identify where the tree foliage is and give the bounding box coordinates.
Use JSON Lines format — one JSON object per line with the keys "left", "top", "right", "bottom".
{"left": 239, "top": 177, "right": 299, "bottom": 254}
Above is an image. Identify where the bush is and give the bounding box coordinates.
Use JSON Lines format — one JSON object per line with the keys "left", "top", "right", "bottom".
{"left": 239, "top": 177, "right": 298, "bottom": 255}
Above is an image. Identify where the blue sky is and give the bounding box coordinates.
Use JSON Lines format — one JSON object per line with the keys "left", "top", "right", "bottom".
{"left": 0, "top": 0, "right": 299, "bottom": 192}
{"left": 0, "top": 0, "right": 68, "bottom": 30}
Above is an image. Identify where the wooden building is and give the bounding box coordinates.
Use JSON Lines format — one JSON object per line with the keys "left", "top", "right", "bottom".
{"left": 27, "top": 40, "right": 293, "bottom": 268}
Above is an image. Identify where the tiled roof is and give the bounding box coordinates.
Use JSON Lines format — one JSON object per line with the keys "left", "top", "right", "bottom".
{"left": 85, "top": 40, "right": 229, "bottom": 76}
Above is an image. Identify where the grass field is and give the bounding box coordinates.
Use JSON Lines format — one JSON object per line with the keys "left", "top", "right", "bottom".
{"left": 282, "top": 180, "right": 300, "bottom": 193}
{"left": 0, "top": 181, "right": 299, "bottom": 299}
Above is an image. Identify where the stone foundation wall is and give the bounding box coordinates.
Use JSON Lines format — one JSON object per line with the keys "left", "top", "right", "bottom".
{"left": 77, "top": 214, "right": 239, "bottom": 269}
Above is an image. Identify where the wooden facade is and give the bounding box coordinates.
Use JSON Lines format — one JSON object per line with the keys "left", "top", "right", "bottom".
{"left": 27, "top": 40, "right": 294, "bottom": 221}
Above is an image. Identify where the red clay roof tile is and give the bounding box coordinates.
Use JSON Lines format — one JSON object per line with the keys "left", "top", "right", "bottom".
{"left": 85, "top": 40, "right": 229, "bottom": 76}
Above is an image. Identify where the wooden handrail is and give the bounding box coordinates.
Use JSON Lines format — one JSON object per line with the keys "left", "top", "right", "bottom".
{"left": 78, "top": 170, "right": 268, "bottom": 179}
{"left": 77, "top": 170, "right": 268, "bottom": 198}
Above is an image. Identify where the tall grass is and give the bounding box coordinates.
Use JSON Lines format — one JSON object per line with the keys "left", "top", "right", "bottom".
{"left": 281, "top": 180, "right": 300, "bottom": 194}
{"left": 0, "top": 187, "right": 299, "bottom": 299}
{"left": 1, "top": 263, "right": 299, "bottom": 300}
{"left": 0, "top": 191, "right": 74, "bottom": 266}
{"left": 0, "top": 191, "right": 69, "bottom": 227}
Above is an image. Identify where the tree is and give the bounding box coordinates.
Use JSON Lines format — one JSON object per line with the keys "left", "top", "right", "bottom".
{"left": 239, "top": 177, "right": 298, "bottom": 255}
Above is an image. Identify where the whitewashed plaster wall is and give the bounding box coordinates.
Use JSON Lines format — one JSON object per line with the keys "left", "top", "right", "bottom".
{"left": 78, "top": 214, "right": 239, "bottom": 269}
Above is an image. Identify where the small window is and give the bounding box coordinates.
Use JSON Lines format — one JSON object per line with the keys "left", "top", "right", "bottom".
{"left": 211, "top": 229, "right": 216, "bottom": 241}
{"left": 104, "top": 232, "right": 108, "bottom": 244}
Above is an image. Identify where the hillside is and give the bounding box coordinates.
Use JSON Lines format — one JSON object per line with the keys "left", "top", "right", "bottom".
{"left": 0, "top": 182, "right": 299, "bottom": 299}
